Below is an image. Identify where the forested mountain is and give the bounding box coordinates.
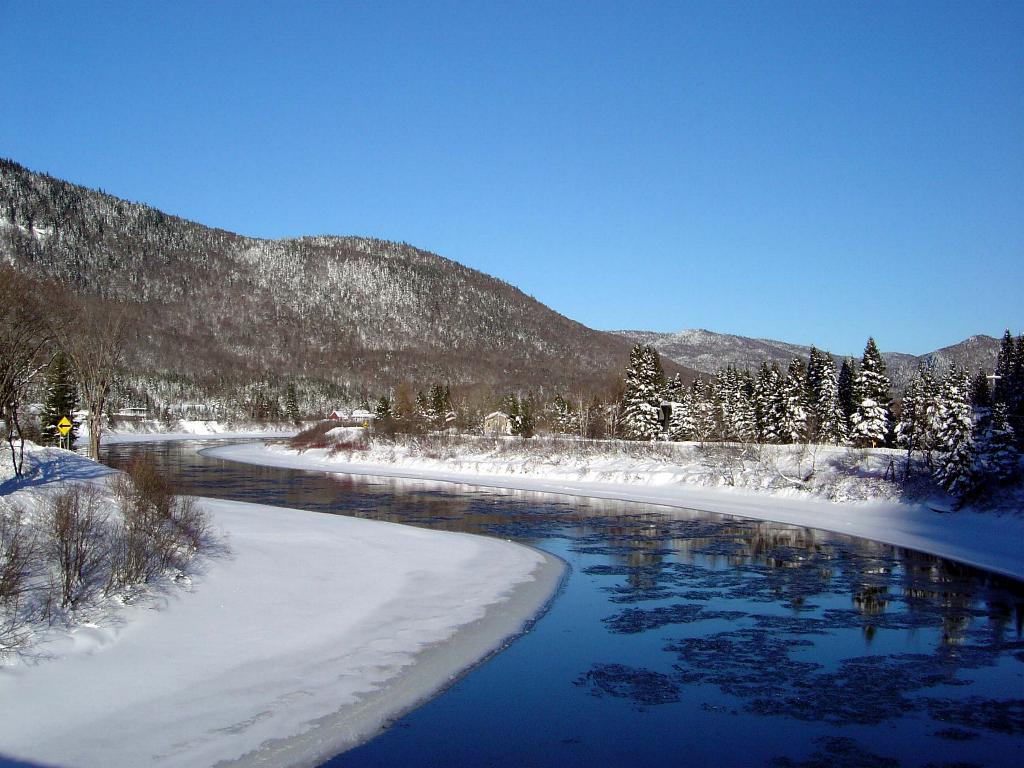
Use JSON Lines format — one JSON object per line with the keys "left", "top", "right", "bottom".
{"left": 1, "top": 159, "right": 673, "bottom": 408}
{"left": 614, "top": 328, "right": 1001, "bottom": 389}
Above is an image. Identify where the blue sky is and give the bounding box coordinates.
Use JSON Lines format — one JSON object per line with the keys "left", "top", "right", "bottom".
{"left": 3, "top": 1, "right": 1021, "bottom": 356}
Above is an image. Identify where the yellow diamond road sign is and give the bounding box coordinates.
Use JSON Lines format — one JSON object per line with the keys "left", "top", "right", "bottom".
{"left": 57, "top": 417, "right": 73, "bottom": 437}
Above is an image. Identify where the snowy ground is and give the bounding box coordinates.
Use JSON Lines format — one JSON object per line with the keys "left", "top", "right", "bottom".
{"left": 209, "top": 439, "right": 1024, "bottom": 583}
{"left": 0, "top": 447, "right": 562, "bottom": 768}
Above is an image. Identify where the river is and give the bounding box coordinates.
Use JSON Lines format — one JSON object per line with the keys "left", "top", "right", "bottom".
{"left": 100, "top": 439, "right": 1024, "bottom": 768}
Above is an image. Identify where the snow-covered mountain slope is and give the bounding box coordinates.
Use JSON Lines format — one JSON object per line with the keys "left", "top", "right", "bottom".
{"left": 1, "top": 158, "right": 667, "bottom": 393}
{"left": 614, "top": 328, "right": 1000, "bottom": 388}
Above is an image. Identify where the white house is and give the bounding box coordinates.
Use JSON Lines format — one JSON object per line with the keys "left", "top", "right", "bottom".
{"left": 483, "top": 411, "right": 511, "bottom": 436}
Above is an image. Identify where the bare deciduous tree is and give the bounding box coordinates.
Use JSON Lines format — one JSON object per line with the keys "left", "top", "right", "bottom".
{"left": 0, "top": 268, "right": 52, "bottom": 477}
{"left": 51, "top": 297, "right": 127, "bottom": 459}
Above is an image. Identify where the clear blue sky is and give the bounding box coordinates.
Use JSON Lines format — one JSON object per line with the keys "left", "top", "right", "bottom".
{"left": 3, "top": 1, "right": 1021, "bottom": 355}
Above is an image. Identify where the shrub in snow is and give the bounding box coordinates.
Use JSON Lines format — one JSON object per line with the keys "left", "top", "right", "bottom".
{"left": 46, "top": 485, "right": 108, "bottom": 609}
{"left": 1, "top": 507, "right": 35, "bottom": 650}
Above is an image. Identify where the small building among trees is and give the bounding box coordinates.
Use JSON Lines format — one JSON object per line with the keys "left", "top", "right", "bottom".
{"left": 483, "top": 411, "right": 511, "bottom": 436}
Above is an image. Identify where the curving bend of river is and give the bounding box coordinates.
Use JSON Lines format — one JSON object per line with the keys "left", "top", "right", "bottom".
{"left": 101, "top": 439, "right": 1024, "bottom": 768}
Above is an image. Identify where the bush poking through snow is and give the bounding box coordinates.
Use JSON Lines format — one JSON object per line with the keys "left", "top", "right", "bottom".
{"left": 1, "top": 507, "right": 36, "bottom": 651}
{"left": 1, "top": 456, "right": 212, "bottom": 657}
{"left": 46, "top": 485, "right": 107, "bottom": 609}
{"left": 106, "top": 456, "right": 210, "bottom": 592}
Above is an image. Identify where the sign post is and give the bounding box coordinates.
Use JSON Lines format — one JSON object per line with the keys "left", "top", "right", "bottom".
{"left": 57, "top": 416, "right": 73, "bottom": 450}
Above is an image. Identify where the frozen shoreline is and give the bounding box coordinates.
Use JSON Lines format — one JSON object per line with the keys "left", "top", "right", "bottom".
{"left": 0, "top": 448, "right": 564, "bottom": 768}
{"left": 207, "top": 441, "right": 1024, "bottom": 583}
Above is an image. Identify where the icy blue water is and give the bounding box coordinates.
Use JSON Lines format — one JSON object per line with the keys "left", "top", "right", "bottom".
{"left": 101, "top": 440, "right": 1024, "bottom": 768}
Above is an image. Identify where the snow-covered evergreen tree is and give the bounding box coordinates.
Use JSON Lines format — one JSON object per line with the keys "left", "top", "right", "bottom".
{"left": 665, "top": 373, "right": 684, "bottom": 401}
{"left": 896, "top": 367, "right": 928, "bottom": 467}
{"left": 40, "top": 351, "right": 78, "bottom": 447}
{"left": 780, "top": 358, "right": 809, "bottom": 444}
{"left": 712, "top": 368, "right": 735, "bottom": 441}
{"left": 667, "top": 387, "right": 691, "bottom": 441}
{"left": 814, "top": 358, "right": 848, "bottom": 445}
{"left": 805, "top": 347, "right": 831, "bottom": 441}
{"left": 728, "top": 370, "right": 757, "bottom": 442}
{"left": 374, "top": 395, "right": 392, "bottom": 421}
{"left": 688, "top": 379, "right": 717, "bottom": 444}
{"left": 714, "top": 366, "right": 756, "bottom": 442}
{"left": 974, "top": 402, "right": 1019, "bottom": 483}
{"left": 992, "top": 329, "right": 1024, "bottom": 449}
{"left": 850, "top": 338, "right": 892, "bottom": 447}
{"left": 755, "top": 362, "right": 785, "bottom": 444}
{"left": 550, "top": 394, "right": 580, "bottom": 435}
{"left": 837, "top": 357, "right": 856, "bottom": 428}
{"left": 502, "top": 394, "right": 535, "bottom": 438}
{"left": 428, "top": 384, "right": 455, "bottom": 428}
{"left": 621, "top": 344, "right": 665, "bottom": 441}
{"left": 933, "top": 365, "right": 977, "bottom": 500}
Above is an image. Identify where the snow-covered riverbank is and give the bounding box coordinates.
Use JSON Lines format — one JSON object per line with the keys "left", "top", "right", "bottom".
{"left": 101, "top": 419, "right": 299, "bottom": 444}
{"left": 0, "top": 447, "right": 562, "bottom": 768}
{"left": 209, "top": 440, "right": 1024, "bottom": 583}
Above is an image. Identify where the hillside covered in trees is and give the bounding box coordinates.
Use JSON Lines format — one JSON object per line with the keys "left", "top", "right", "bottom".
{"left": 1, "top": 159, "right": 681, "bottom": 413}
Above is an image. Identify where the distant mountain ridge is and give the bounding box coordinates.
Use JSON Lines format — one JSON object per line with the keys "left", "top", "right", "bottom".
{"left": 613, "top": 328, "right": 1001, "bottom": 388}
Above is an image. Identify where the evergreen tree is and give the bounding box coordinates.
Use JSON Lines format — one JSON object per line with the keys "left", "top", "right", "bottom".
{"left": 975, "top": 403, "right": 1019, "bottom": 483}
{"left": 689, "top": 378, "right": 717, "bottom": 444}
{"left": 392, "top": 382, "right": 416, "bottom": 432}
{"left": 621, "top": 344, "right": 665, "bottom": 441}
{"left": 374, "top": 395, "right": 392, "bottom": 421}
{"left": 991, "top": 330, "right": 1017, "bottom": 408}
{"left": 837, "top": 357, "right": 856, "bottom": 428}
{"left": 550, "top": 394, "right": 580, "bottom": 435}
{"left": 733, "top": 370, "right": 758, "bottom": 442}
{"left": 585, "top": 396, "right": 607, "bottom": 439}
{"left": 815, "top": 358, "right": 848, "bottom": 445}
{"left": 805, "top": 347, "right": 832, "bottom": 441}
{"left": 896, "top": 368, "right": 928, "bottom": 473}
{"left": 970, "top": 371, "right": 991, "bottom": 410}
{"left": 711, "top": 368, "right": 733, "bottom": 441}
{"left": 665, "top": 373, "right": 684, "bottom": 401}
{"left": 415, "top": 390, "right": 433, "bottom": 430}
{"left": 428, "top": 384, "right": 453, "bottom": 429}
{"left": 850, "top": 338, "right": 892, "bottom": 447}
{"left": 755, "top": 362, "right": 785, "bottom": 444}
{"left": 518, "top": 396, "right": 536, "bottom": 438}
{"left": 41, "top": 351, "right": 78, "bottom": 447}
{"left": 713, "top": 366, "right": 755, "bottom": 442}
{"left": 780, "top": 358, "right": 809, "bottom": 444}
{"left": 992, "top": 330, "right": 1024, "bottom": 448}
{"left": 503, "top": 394, "right": 535, "bottom": 438}
{"left": 667, "top": 386, "right": 691, "bottom": 441}
{"left": 285, "top": 382, "right": 300, "bottom": 424}
{"left": 933, "top": 365, "right": 977, "bottom": 501}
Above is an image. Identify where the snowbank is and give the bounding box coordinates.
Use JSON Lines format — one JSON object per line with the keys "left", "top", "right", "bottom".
{"left": 209, "top": 441, "right": 1024, "bottom": 583}
{"left": 101, "top": 419, "right": 300, "bottom": 444}
{"left": 0, "top": 449, "right": 562, "bottom": 767}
